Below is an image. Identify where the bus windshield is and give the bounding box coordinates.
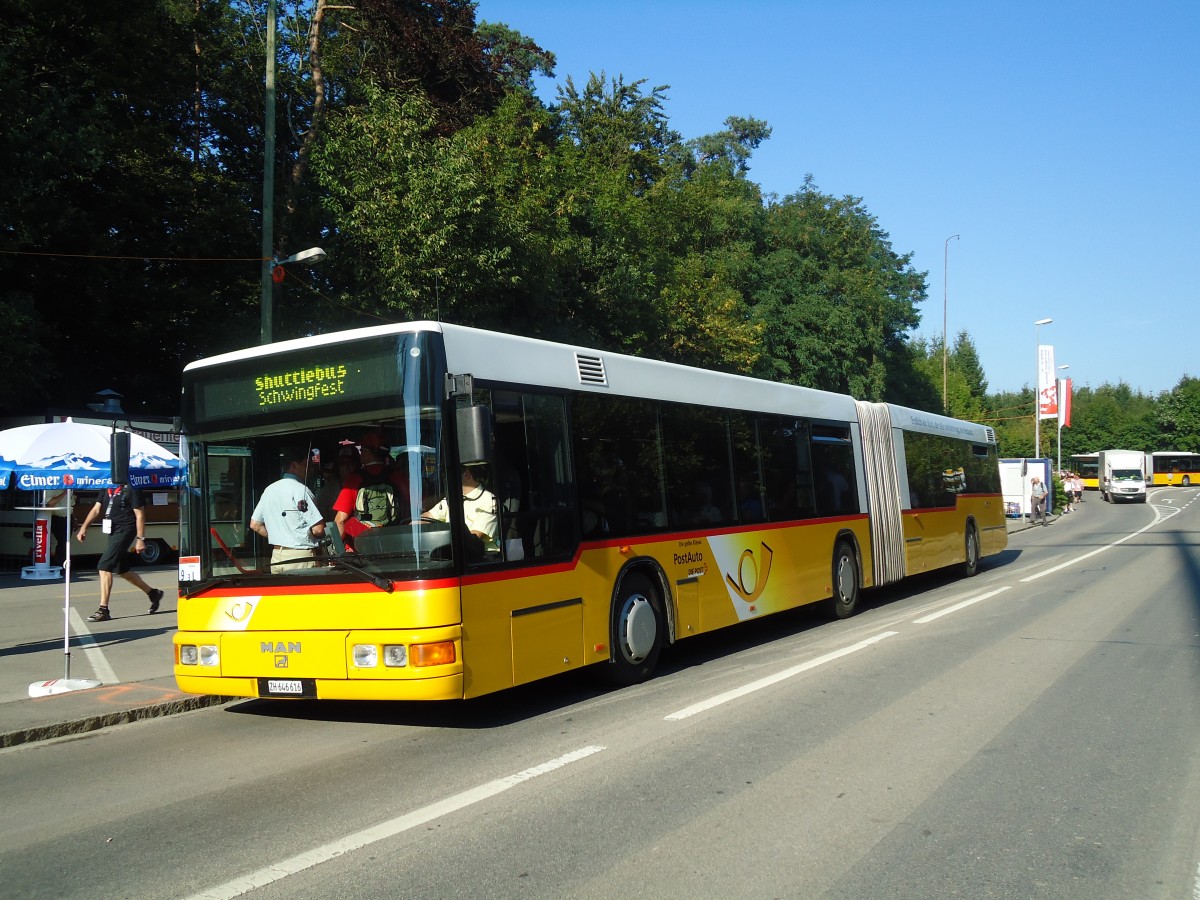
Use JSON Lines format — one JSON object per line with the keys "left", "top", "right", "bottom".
{"left": 178, "top": 331, "right": 458, "bottom": 586}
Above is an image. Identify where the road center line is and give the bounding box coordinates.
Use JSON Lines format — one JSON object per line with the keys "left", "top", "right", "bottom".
{"left": 183, "top": 745, "right": 606, "bottom": 900}
{"left": 912, "top": 586, "right": 1011, "bottom": 624}
{"left": 664, "top": 631, "right": 898, "bottom": 721}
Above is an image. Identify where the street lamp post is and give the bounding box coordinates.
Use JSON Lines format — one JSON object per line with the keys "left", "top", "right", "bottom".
{"left": 1034, "top": 317, "right": 1053, "bottom": 459}
{"left": 943, "top": 234, "right": 959, "bottom": 413}
{"left": 1056, "top": 364, "right": 1070, "bottom": 473}
{"left": 264, "top": 247, "right": 327, "bottom": 342}
{"left": 260, "top": 0, "right": 277, "bottom": 346}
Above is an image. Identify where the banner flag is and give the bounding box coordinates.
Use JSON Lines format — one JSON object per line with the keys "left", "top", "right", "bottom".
{"left": 1038, "top": 344, "right": 1058, "bottom": 420}
{"left": 1058, "top": 377, "right": 1072, "bottom": 428}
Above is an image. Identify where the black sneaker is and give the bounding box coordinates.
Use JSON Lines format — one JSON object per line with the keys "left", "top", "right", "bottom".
{"left": 88, "top": 607, "right": 111, "bottom": 622}
{"left": 148, "top": 589, "right": 164, "bottom": 614}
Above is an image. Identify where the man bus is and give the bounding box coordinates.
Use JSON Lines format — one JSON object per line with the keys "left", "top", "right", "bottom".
{"left": 173, "top": 321, "right": 1007, "bottom": 701}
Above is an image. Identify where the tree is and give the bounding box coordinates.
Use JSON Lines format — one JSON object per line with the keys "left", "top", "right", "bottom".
{"left": 752, "top": 178, "right": 926, "bottom": 401}
{"left": 0, "top": 0, "right": 262, "bottom": 412}
{"left": 1156, "top": 376, "right": 1200, "bottom": 452}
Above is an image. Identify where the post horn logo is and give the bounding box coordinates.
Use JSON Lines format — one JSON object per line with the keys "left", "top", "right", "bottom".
{"left": 725, "top": 542, "right": 774, "bottom": 603}
{"left": 225, "top": 601, "right": 254, "bottom": 623}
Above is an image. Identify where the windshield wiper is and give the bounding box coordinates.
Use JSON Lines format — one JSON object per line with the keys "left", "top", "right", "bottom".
{"left": 181, "top": 575, "right": 240, "bottom": 598}
{"left": 327, "top": 553, "right": 395, "bottom": 593}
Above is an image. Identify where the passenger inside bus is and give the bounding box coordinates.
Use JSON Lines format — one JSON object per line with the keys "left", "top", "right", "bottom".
{"left": 678, "top": 480, "right": 722, "bottom": 526}
{"left": 424, "top": 465, "right": 499, "bottom": 553}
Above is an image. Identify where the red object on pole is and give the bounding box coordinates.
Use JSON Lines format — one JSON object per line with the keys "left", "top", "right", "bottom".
{"left": 271, "top": 265, "right": 286, "bottom": 284}
{"left": 33, "top": 517, "right": 49, "bottom": 564}
{"left": 1060, "top": 378, "right": 1073, "bottom": 428}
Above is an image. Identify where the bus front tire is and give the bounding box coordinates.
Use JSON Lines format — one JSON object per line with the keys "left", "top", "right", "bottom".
{"left": 827, "top": 541, "right": 860, "bottom": 619}
{"left": 603, "top": 572, "right": 663, "bottom": 686}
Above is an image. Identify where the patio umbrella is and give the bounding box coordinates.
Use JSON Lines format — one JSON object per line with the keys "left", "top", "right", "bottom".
{"left": 0, "top": 418, "right": 183, "bottom": 492}
{"left": 0, "top": 418, "right": 184, "bottom": 696}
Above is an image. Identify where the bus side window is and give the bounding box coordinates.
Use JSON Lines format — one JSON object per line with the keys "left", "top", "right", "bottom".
{"left": 572, "top": 395, "right": 665, "bottom": 538}
{"left": 491, "top": 390, "right": 575, "bottom": 562}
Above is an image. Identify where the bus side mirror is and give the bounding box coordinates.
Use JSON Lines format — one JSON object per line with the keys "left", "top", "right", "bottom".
{"left": 457, "top": 404, "right": 492, "bottom": 466}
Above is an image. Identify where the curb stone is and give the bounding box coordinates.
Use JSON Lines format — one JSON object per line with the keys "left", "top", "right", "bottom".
{"left": 1, "top": 693, "right": 236, "bottom": 749}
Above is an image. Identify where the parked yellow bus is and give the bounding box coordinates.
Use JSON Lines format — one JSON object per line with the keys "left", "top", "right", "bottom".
{"left": 173, "top": 322, "right": 1007, "bottom": 701}
{"left": 1147, "top": 451, "right": 1200, "bottom": 487}
{"left": 1068, "top": 452, "right": 1099, "bottom": 490}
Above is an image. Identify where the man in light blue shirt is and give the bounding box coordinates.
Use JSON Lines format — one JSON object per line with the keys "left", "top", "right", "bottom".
{"left": 250, "top": 448, "right": 326, "bottom": 570}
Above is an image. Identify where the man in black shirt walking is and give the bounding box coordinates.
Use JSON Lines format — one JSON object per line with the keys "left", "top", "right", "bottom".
{"left": 75, "top": 483, "right": 164, "bottom": 621}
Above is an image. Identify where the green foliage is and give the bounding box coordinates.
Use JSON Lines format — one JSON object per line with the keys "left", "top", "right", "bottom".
{"left": 752, "top": 180, "right": 925, "bottom": 400}
{"left": 1155, "top": 376, "right": 1200, "bottom": 451}
{"left": 0, "top": 0, "right": 260, "bottom": 411}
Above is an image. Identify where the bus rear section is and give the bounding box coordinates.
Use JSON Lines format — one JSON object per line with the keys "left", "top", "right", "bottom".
{"left": 1147, "top": 452, "right": 1200, "bottom": 487}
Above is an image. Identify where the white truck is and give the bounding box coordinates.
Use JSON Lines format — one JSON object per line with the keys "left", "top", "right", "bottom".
{"left": 1098, "top": 449, "right": 1147, "bottom": 503}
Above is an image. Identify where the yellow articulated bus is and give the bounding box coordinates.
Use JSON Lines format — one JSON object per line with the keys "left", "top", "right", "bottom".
{"left": 1068, "top": 453, "right": 1099, "bottom": 490}
{"left": 173, "top": 321, "right": 1007, "bottom": 701}
{"left": 1147, "top": 451, "right": 1200, "bottom": 487}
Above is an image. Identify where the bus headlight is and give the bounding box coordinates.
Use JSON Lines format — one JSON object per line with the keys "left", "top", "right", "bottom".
{"left": 352, "top": 644, "right": 378, "bottom": 668}
{"left": 180, "top": 644, "right": 219, "bottom": 666}
{"left": 383, "top": 645, "right": 407, "bottom": 667}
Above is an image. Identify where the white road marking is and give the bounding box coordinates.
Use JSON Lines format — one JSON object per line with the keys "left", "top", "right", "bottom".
{"left": 184, "top": 745, "right": 606, "bottom": 900}
{"left": 912, "top": 587, "right": 1012, "bottom": 624}
{"left": 664, "top": 631, "right": 899, "bottom": 721}
{"left": 69, "top": 607, "right": 118, "bottom": 684}
{"left": 1020, "top": 502, "right": 1166, "bottom": 583}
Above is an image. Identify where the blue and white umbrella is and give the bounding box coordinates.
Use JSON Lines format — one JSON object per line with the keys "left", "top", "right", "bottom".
{"left": 0, "top": 418, "right": 183, "bottom": 696}
{"left": 0, "top": 418, "right": 183, "bottom": 491}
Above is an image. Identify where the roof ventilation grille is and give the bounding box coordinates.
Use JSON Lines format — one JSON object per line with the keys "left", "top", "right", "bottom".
{"left": 575, "top": 353, "right": 607, "bottom": 386}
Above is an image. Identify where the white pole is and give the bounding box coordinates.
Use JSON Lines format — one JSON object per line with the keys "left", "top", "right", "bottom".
{"left": 63, "top": 487, "right": 71, "bottom": 678}
{"left": 943, "top": 234, "right": 959, "bottom": 413}
{"left": 1034, "top": 318, "right": 1053, "bottom": 457}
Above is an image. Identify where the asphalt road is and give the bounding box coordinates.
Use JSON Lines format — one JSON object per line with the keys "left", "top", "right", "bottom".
{"left": 2, "top": 490, "right": 1198, "bottom": 899}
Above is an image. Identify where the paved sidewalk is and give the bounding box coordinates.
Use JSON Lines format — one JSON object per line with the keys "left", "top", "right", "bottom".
{"left": 0, "top": 514, "right": 1058, "bottom": 748}
{"left": 0, "top": 563, "right": 230, "bottom": 748}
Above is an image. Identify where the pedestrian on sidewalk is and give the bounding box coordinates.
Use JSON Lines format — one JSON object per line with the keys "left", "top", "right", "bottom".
{"left": 1030, "top": 477, "right": 1049, "bottom": 526}
{"left": 75, "top": 483, "right": 164, "bottom": 621}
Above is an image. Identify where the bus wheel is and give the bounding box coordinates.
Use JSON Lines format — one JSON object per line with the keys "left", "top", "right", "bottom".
{"left": 827, "top": 541, "right": 860, "bottom": 619}
{"left": 962, "top": 523, "right": 980, "bottom": 577}
{"left": 604, "top": 572, "right": 663, "bottom": 686}
{"left": 1184, "top": 476, "right": 1191, "bottom": 487}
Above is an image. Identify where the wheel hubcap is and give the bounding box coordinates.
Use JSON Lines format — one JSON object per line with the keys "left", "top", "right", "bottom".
{"left": 836, "top": 556, "right": 854, "bottom": 600}
{"left": 620, "top": 595, "right": 656, "bottom": 663}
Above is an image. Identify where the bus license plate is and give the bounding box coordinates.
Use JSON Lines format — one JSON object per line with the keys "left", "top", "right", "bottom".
{"left": 258, "top": 677, "right": 315, "bottom": 698}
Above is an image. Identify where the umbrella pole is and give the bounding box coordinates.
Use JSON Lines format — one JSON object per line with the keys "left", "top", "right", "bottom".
{"left": 63, "top": 488, "right": 72, "bottom": 679}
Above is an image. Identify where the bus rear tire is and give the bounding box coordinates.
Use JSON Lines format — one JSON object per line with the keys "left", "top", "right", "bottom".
{"left": 603, "top": 572, "right": 663, "bottom": 686}
{"left": 826, "top": 540, "right": 860, "bottom": 619}
{"left": 962, "top": 523, "right": 980, "bottom": 577}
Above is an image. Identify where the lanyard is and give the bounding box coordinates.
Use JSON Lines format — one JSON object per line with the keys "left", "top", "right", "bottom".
{"left": 104, "top": 486, "right": 124, "bottom": 517}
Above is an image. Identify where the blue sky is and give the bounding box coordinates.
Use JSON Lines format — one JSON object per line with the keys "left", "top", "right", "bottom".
{"left": 475, "top": 0, "right": 1199, "bottom": 396}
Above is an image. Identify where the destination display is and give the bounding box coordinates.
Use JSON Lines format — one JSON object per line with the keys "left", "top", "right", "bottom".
{"left": 186, "top": 337, "right": 405, "bottom": 428}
